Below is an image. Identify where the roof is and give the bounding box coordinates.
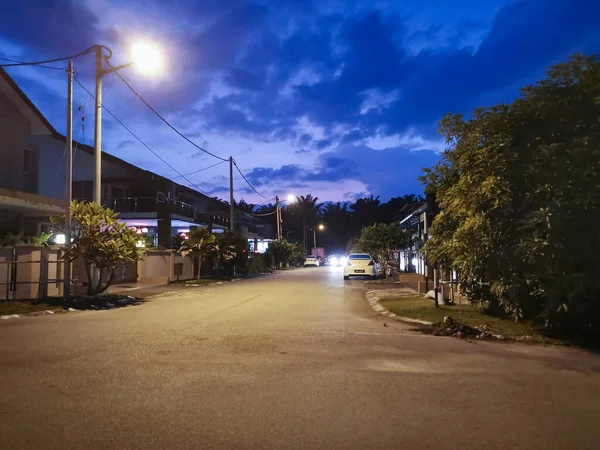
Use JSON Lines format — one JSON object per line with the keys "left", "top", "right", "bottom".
{"left": 0, "top": 66, "right": 57, "bottom": 134}
{"left": 397, "top": 202, "right": 428, "bottom": 229}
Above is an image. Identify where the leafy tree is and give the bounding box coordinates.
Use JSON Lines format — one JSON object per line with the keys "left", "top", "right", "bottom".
{"left": 355, "top": 223, "right": 411, "bottom": 278}
{"left": 178, "top": 227, "right": 218, "bottom": 280}
{"left": 216, "top": 231, "right": 248, "bottom": 277}
{"left": 288, "top": 242, "right": 306, "bottom": 266}
{"left": 53, "top": 201, "right": 142, "bottom": 295}
{"left": 265, "top": 240, "right": 292, "bottom": 268}
{"left": 421, "top": 54, "right": 600, "bottom": 342}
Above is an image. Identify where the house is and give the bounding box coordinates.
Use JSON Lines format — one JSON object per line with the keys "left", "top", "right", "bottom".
{"left": 1, "top": 66, "right": 274, "bottom": 247}
{"left": 396, "top": 202, "right": 430, "bottom": 274}
{"left": 0, "top": 67, "right": 66, "bottom": 238}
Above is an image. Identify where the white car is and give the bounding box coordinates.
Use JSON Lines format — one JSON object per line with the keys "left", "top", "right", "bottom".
{"left": 343, "top": 253, "right": 377, "bottom": 280}
{"left": 304, "top": 255, "right": 320, "bottom": 267}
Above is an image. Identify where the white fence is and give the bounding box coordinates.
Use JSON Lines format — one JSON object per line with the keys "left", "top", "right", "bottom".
{"left": 0, "top": 246, "right": 195, "bottom": 300}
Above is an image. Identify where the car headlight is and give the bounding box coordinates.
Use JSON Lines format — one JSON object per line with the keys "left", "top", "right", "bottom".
{"left": 330, "top": 257, "right": 338, "bottom": 266}
{"left": 339, "top": 257, "right": 346, "bottom": 266}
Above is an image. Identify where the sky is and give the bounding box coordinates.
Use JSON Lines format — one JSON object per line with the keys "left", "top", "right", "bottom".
{"left": 1, "top": 0, "right": 599, "bottom": 205}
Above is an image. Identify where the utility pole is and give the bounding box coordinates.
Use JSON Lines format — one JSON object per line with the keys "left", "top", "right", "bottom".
{"left": 93, "top": 46, "right": 103, "bottom": 204}
{"left": 229, "top": 156, "right": 234, "bottom": 231}
{"left": 275, "top": 195, "right": 281, "bottom": 240}
{"left": 64, "top": 60, "right": 73, "bottom": 298}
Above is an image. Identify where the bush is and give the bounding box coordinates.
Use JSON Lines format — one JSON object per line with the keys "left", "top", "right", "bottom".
{"left": 248, "top": 254, "right": 266, "bottom": 274}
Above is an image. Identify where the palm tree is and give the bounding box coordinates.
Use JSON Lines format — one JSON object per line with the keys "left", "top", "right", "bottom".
{"left": 320, "top": 202, "right": 353, "bottom": 253}
{"left": 235, "top": 199, "right": 256, "bottom": 213}
{"left": 179, "top": 227, "right": 218, "bottom": 279}
{"left": 351, "top": 195, "right": 381, "bottom": 229}
{"left": 290, "top": 194, "right": 322, "bottom": 250}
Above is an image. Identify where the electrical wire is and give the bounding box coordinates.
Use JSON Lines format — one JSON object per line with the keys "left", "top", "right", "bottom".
{"left": 0, "top": 56, "right": 67, "bottom": 71}
{"left": 74, "top": 78, "right": 214, "bottom": 198}
{"left": 170, "top": 160, "right": 226, "bottom": 179}
{"left": 0, "top": 45, "right": 103, "bottom": 68}
{"left": 233, "top": 160, "right": 269, "bottom": 200}
{"left": 109, "top": 67, "right": 228, "bottom": 162}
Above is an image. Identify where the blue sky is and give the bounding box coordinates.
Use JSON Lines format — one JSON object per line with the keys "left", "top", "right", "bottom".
{"left": 1, "top": 0, "right": 599, "bottom": 203}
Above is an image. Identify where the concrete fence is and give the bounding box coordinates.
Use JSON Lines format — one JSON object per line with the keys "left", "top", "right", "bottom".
{"left": 0, "top": 246, "right": 196, "bottom": 300}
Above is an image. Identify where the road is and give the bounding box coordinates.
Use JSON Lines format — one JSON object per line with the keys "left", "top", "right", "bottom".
{"left": 1, "top": 267, "right": 600, "bottom": 450}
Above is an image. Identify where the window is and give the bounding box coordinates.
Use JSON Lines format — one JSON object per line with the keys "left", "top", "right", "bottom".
{"left": 22, "top": 148, "right": 39, "bottom": 194}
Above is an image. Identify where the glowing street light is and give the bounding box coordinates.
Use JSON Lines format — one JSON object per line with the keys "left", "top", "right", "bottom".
{"left": 318, "top": 224, "right": 325, "bottom": 231}
{"left": 131, "top": 41, "right": 162, "bottom": 75}
{"left": 286, "top": 194, "right": 296, "bottom": 203}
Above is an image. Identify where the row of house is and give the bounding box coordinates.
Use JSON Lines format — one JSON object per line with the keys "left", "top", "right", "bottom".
{"left": 0, "top": 67, "right": 275, "bottom": 249}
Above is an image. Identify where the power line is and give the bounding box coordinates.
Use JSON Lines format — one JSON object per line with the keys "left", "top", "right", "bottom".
{"left": 170, "top": 160, "right": 226, "bottom": 179}
{"left": 74, "top": 78, "right": 214, "bottom": 198}
{"left": 0, "top": 57, "right": 67, "bottom": 71}
{"left": 0, "top": 45, "right": 101, "bottom": 68}
{"left": 109, "top": 67, "right": 228, "bottom": 162}
{"left": 233, "top": 160, "right": 269, "bottom": 200}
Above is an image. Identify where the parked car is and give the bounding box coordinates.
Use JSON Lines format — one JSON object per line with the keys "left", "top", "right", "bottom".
{"left": 304, "top": 255, "right": 320, "bottom": 267}
{"left": 343, "top": 253, "right": 377, "bottom": 280}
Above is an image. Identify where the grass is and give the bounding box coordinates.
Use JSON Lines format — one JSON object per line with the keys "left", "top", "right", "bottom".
{"left": 379, "top": 296, "right": 546, "bottom": 341}
{"left": 0, "top": 300, "right": 63, "bottom": 315}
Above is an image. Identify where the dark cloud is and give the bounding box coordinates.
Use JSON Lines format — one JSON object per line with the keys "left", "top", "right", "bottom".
{"left": 117, "top": 140, "right": 135, "bottom": 150}
{"left": 0, "top": 0, "right": 99, "bottom": 56}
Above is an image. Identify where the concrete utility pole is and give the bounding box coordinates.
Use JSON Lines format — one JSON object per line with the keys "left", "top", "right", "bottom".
{"left": 275, "top": 195, "right": 281, "bottom": 240}
{"left": 229, "top": 156, "right": 234, "bottom": 231}
{"left": 64, "top": 59, "right": 73, "bottom": 297}
{"left": 93, "top": 46, "right": 103, "bottom": 204}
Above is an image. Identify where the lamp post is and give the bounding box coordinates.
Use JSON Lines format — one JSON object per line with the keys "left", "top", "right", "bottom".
{"left": 93, "top": 42, "right": 161, "bottom": 203}
{"left": 308, "top": 223, "right": 324, "bottom": 249}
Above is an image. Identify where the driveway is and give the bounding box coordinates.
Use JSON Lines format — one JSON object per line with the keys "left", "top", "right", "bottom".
{"left": 1, "top": 267, "right": 600, "bottom": 449}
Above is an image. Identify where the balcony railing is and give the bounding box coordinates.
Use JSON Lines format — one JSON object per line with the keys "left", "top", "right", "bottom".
{"left": 111, "top": 197, "right": 230, "bottom": 226}
{"left": 112, "top": 197, "right": 158, "bottom": 213}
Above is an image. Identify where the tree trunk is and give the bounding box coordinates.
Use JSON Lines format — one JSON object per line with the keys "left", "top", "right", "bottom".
{"left": 96, "top": 269, "right": 116, "bottom": 294}
{"left": 85, "top": 261, "right": 94, "bottom": 296}
{"left": 197, "top": 252, "right": 202, "bottom": 280}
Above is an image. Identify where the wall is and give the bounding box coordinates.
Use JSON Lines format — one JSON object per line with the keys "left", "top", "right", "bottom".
{"left": 0, "top": 90, "right": 30, "bottom": 192}
{"left": 32, "top": 135, "right": 133, "bottom": 202}
{"left": 137, "top": 250, "right": 172, "bottom": 285}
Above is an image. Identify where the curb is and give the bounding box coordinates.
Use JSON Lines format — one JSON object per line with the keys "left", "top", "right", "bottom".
{"left": 364, "top": 290, "right": 433, "bottom": 325}
{"left": 1, "top": 309, "right": 63, "bottom": 321}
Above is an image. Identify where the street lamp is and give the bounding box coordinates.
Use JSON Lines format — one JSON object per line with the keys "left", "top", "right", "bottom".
{"left": 308, "top": 224, "right": 325, "bottom": 249}
{"left": 93, "top": 42, "right": 161, "bottom": 203}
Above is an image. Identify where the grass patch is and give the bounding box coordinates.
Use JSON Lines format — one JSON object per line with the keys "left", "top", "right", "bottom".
{"left": 379, "top": 296, "right": 546, "bottom": 341}
{"left": 0, "top": 300, "right": 63, "bottom": 315}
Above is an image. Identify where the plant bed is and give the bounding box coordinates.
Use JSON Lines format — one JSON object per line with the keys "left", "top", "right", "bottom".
{"left": 0, "top": 300, "right": 64, "bottom": 316}
{"left": 43, "top": 294, "right": 143, "bottom": 310}
{"left": 379, "top": 296, "right": 552, "bottom": 343}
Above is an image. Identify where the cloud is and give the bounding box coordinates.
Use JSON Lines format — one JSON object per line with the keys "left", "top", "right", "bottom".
{"left": 1, "top": 0, "right": 599, "bottom": 204}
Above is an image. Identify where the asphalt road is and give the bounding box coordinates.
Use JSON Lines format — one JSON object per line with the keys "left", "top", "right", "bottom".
{"left": 1, "top": 267, "right": 600, "bottom": 450}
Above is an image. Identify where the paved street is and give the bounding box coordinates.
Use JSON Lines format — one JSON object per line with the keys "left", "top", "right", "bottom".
{"left": 1, "top": 268, "right": 600, "bottom": 450}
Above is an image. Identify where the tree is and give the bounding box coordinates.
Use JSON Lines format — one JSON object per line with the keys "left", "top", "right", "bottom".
{"left": 265, "top": 240, "right": 292, "bottom": 268}
{"left": 290, "top": 194, "right": 322, "bottom": 250}
{"left": 216, "top": 231, "right": 248, "bottom": 277}
{"left": 355, "top": 223, "right": 411, "bottom": 278}
{"left": 320, "top": 202, "right": 353, "bottom": 252}
{"left": 421, "top": 54, "right": 600, "bottom": 342}
{"left": 53, "top": 201, "right": 142, "bottom": 295}
{"left": 351, "top": 195, "right": 381, "bottom": 229}
{"left": 179, "top": 228, "right": 218, "bottom": 280}
{"left": 235, "top": 199, "right": 256, "bottom": 213}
